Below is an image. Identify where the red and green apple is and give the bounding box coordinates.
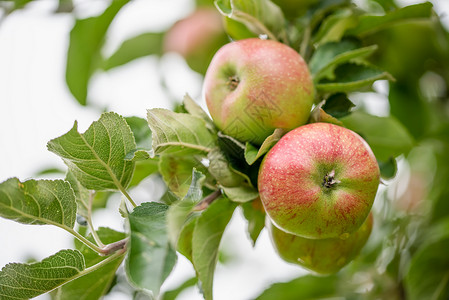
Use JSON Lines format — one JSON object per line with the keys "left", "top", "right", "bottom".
{"left": 203, "top": 38, "right": 315, "bottom": 145}
{"left": 258, "top": 122, "right": 380, "bottom": 239}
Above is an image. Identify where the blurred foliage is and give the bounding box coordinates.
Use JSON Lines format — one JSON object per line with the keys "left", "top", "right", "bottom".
{"left": 66, "top": 0, "right": 130, "bottom": 105}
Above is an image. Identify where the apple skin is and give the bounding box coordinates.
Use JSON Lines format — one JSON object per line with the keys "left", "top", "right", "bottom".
{"left": 258, "top": 122, "right": 380, "bottom": 239}
{"left": 203, "top": 38, "right": 315, "bottom": 145}
{"left": 164, "top": 8, "right": 228, "bottom": 74}
{"left": 268, "top": 213, "right": 373, "bottom": 275}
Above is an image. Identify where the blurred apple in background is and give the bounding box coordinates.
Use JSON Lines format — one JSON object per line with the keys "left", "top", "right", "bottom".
{"left": 164, "top": 7, "right": 229, "bottom": 74}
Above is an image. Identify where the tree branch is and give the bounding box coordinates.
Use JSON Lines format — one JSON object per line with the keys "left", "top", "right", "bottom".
{"left": 193, "top": 189, "right": 222, "bottom": 211}
{"left": 99, "top": 238, "right": 129, "bottom": 256}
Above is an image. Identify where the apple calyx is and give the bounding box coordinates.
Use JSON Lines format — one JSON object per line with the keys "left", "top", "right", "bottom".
{"left": 227, "top": 75, "right": 239, "bottom": 91}
{"left": 322, "top": 169, "right": 341, "bottom": 189}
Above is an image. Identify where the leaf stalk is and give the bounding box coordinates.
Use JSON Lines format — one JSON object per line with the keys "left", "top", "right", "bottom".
{"left": 87, "top": 192, "right": 105, "bottom": 248}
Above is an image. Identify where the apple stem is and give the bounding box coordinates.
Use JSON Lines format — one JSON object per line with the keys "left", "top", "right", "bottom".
{"left": 323, "top": 169, "right": 340, "bottom": 188}
{"left": 227, "top": 75, "right": 239, "bottom": 91}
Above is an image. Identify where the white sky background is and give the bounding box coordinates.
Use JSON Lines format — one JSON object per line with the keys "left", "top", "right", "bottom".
{"left": 0, "top": 0, "right": 448, "bottom": 299}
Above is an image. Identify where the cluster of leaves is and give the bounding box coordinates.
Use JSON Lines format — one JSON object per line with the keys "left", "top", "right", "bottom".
{"left": 1, "top": 0, "right": 449, "bottom": 299}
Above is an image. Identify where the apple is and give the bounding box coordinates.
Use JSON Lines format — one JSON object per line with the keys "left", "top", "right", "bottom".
{"left": 258, "top": 122, "right": 380, "bottom": 239}
{"left": 203, "top": 38, "right": 315, "bottom": 145}
{"left": 268, "top": 213, "right": 373, "bottom": 275}
{"left": 163, "top": 8, "right": 228, "bottom": 74}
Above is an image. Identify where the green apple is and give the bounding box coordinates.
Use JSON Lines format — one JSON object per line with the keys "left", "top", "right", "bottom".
{"left": 163, "top": 8, "right": 228, "bottom": 74}
{"left": 268, "top": 213, "right": 373, "bottom": 275}
{"left": 203, "top": 38, "right": 315, "bottom": 145}
{"left": 258, "top": 122, "right": 380, "bottom": 239}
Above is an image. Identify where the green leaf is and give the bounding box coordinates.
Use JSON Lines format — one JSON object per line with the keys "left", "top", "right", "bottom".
{"left": 405, "top": 237, "right": 449, "bottom": 300}
{"left": 125, "top": 116, "right": 153, "bottom": 151}
{"left": 132, "top": 291, "right": 153, "bottom": 300}
{"left": 425, "top": 218, "right": 449, "bottom": 246}
{"left": 244, "top": 129, "right": 285, "bottom": 165}
{"left": 177, "top": 217, "right": 198, "bottom": 262}
{"left": 66, "top": 0, "right": 129, "bottom": 105}
{"left": 160, "top": 189, "right": 180, "bottom": 206}
{"left": 124, "top": 116, "right": 153, "bottom": 164}
{"left": 103, "top": 32, "right": 164, "bottom": 70}
{"left": 370, "top": 0, "right": 398, "bottom": 12}
{"left": 0, "top": 250, "right": 85, "bottom": 300}
{"left": 159, "top": 155, "right": 206, "bottom": 198}
{"left": 207, "top": 148, "right": 251, "bottom": 188}
{"left": 166, "top": 170, "right": 208, "bottom": 263}
{"left": 47, "top": 112, "right": 136, "bottom": 191}
{"left": 341, "top": 111, "right": 415, "bottom": 161}
{"left": 378, "top": 157, "right": 397, "bottom": 180}
{"left": 223, "top": 16, "right": 258, "bottom": 40}
{"left": 312, "top": 8, "right": 358, "bottom": 46}
{"left": 126, "top": 202, "right": 177, "bottom": 297}
{"left": 346, "top": 2, "right": 434, "bottom": 37}
{"left": 56, "top": 0, "right": 74, "bottom": 13}
{"left": 9, "top": 0, "right": 34, "bottom": 10}
{"left": 192, "top": 198, "right": 237, "bottom": 300}
{"left": 309, "top": 39, "right": 378, "bottom": 82}
{"left": 147, "top": 108, "right": 216, "bottom": 156}
{"left": 221, "top": 185, "right": 258, "bottom": 203}
{"left": 129, "top": 158, "right": 160, "bottom": 187}
{"left": 125, "top": 150, "right": 153, "bottom": 161}
{"left": 66, "top": 171, "right": 90, "bottom": 219}
{"left": 322, "top": 93, "right": 355, "bottom": 119}
{"left": 161, "top": 277, "right": 198, "bottom": 300}
{"left": 254, "top": 274, "right": 339, "bottom": 300}
{"left": 215, "top": 0, "right": 287, "bottom": 42}
{"left": 35, "top": 166, "right": 66, "bottom": 176}
{"left": 215, "top": 133, "right": 257, "bottom": 187}
{"left": 244, "top": 143, "right": 260, "bottom": 166}
{"left": 217, "top": 131, "right": 246, "bottom": 159}
{"left": 308, "top": 102, "right": 344, "bottom": 126}
{"left": 91, "top": 191, "right": 113, "bottom": 211}
{"left": 182, "top": 94, "right": 217, "bottom": 133}
{"left": 55, "top": 228, "right": 126, "bottom": 300}
{"left": 167, "top": 169, "right": 205, "bottom": 247}
{"left": 307, "top": 0, "right": 351, "bottom": 29}
{"left": 241, "top": 199, "right": 265, "bottom": 246}
{"left": 389, "top": 81, "right": 431, "bottom": 140}
{"left": 214, "top": 132, "right": 258, "bottom": 187}
{"left": 0, "top": 178, "right": 76, "bottom": 228}
{"left": 272, "top": 0, "right": 319, "bottom": 19}
{"left": 316, "top": 63, "right": 392, "bottom": 93}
